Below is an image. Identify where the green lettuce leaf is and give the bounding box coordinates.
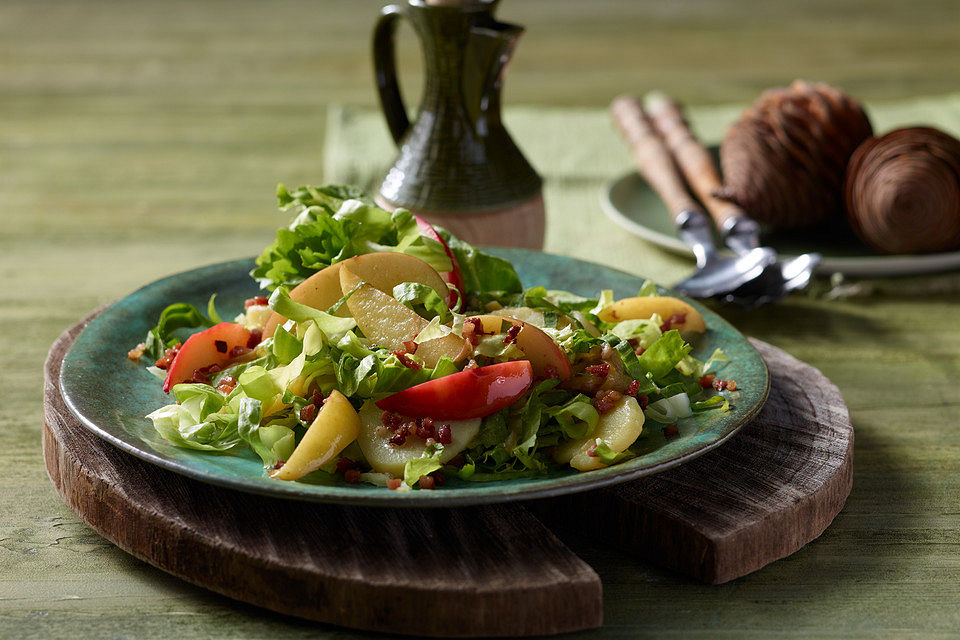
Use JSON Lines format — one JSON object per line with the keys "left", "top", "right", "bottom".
{"left": 637, "top": 330, "right": 692, "bottom": 380}
{"left": 403, "top": 443, "right": 445, "bottom": 487}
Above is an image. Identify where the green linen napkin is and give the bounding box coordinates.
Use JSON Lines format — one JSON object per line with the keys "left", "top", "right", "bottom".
{"left": 323, "top": 94, "right": 960, "bottom": 296}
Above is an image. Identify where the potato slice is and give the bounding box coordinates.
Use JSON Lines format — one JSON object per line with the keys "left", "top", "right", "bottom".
{"left": 596, "top": 296, "right": 705, "bottom": 333}
{"left": 555, "top": 395, "right": 645, "bottom": 471}
{"left": 357, "top": 402, "right": 480, "bottom": 476}
{"left": 263, "top": 252, "right": 450, "bottom": 338}
{"left": 340, "top": 266, "right": 469, "bottom": 367}
{"left": 271, "top": 390, "right": 361, "bottom": 481}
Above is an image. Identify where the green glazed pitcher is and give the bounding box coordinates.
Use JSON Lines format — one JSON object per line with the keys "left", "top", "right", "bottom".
{"left": 372, "top": 0, "right": 545, "bottom": 249}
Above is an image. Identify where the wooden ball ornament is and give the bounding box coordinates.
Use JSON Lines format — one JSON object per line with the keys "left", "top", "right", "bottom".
{"left": 715, "top": 80, "right": 873, "bottom": 229}
{"left": 844, "top": 127, "right": 960, "bottom": 254}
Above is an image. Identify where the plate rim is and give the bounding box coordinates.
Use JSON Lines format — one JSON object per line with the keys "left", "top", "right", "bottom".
{"left": 59, "top": 251, "right": 770, "bottom": 508}
{"left": 600, "top": 171, "right": 960, "bottom": 278}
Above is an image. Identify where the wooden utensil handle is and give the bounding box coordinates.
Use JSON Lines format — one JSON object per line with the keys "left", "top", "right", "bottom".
{"left": 644, "top": 94, "right": 745, "bottom": 230}
{"left": 610, "top": 95, "right": 702, "bottom": 221}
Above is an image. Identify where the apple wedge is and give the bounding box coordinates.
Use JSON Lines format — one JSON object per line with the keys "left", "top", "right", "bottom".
{"left": 340, "top": 266, "right": 470, "bottom": 367}
{"left": 271, "top": 390, "right": 361, "bottom": 481}
{"left": 262, "top": 252, "right": 452, "bottom": 338}
{"left": 596, "top": 296, "right": 706, "bottom": 333}
{"left": 470, "top": 315, "right": 572, "bottom": 380}
{"left": 357, "top": 402, "right": 480, "bottom": 476}
{"left": 162, "top": 322, "right": 252, "bottom": 393}
{"left": 554, "top": 394, "right": 645, "bottom": 471}
{"left": 376, "top": 360, "right": 533, "bottom": 420}
{"left": 415, "top": 216, "right": 465, "bottom": 307}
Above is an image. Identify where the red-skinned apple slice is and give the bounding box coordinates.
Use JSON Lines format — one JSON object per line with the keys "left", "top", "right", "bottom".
{"left": 375, "top": 360, "right": 534, "bottom": 420}
{"left": 469, "top": 315, "right": 572, "bottom": 380}
{"left": 415, "top": 216, "right": 464, "bottom": 307}
{"left": 262, "top": 251, "right": 451, "bottom": 338}
{"left": 162, "top": 322, "right": 252, "bottom": 393}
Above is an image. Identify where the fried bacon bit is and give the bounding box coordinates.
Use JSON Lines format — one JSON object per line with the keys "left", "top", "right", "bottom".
{"left": 415, "top": 417, "right": 435, "bottom": 440}
{"left": 463, "top": 317, "right": 485, "bottom": 346}
{"left": 433, "top": 471, "right": 447, "bottom": 487}
{"left": 699, "top": 374, "right": 716, "bottom": 389}
{"left": 637, "top": 394, "right": 649, "bottom": 410}
{"left": 663, "top": 424, "right": 679, "bottom": 438}
{"left": 586, "top": 444, "right": 599, "bottom": 457}
{"left": 627, "top": 380, "right": 640, "bottom": 397}
{"left": 392, "top": 350, "right": 423, "bottom": 371}
{"left": 713, "top": 378, "right": 728, "bottom": 392}
{"left": 154, "top": 344, "right": 181, "bottom": 370}
{"left": 635, "top": 345, "right": 646, "bottom": 356}
{"left": 214, "top": 339, "right": 228, "bottom": 354}
{"left": 247, "top": 328, "right": 263, "bottom": 349}
{"left": 228, "top": 345, "right": 252, "bottom": 359}
{"left": 389, "top": 428, "right": 408, "bottom": 447}
{"left": 463, "top": 359, "right": 480, "bottom": 370}
{"left": 726, "top": 380, "right": 737, "bottom": 391}
{"left": 344, "top": 469, "right": 362, "bottom": 484}
{"left": 660, "top": 313, "right": 687, "bottom": 332}
{"left": 402, "top": 340, "right": 418, "bottom": 354}
{"left": 593, "top": 389, "right": 623, "bottom": 414}
{"left": 273, "top": 460, "right": 285, "bottom": 471}
{"left": 336, "top": 457, "right": 356, "bottom": 473}
{"left": 217, "top": 375, "right": 238, "bottom": 395}
{"left": 418, "top": 475, "right": 436, "bottom": 490}
{"left": 191, "top": 364, "right": 221, "bottom": 385}
{"left": 299, "top": 403, "right": 317, "bottom": 423}
{"left": 312, "top": 388, "right": 324, "bottom": 407}
{"left": 381, "top": 410, "right": 404, "bottom": 430}
{"left": 127, "top": 343, "right": 147, "bottom": 361}
{"left": 244, "top": 296, "right": 269, "bottom": 309}
{"left": 387, "top": 478, "right": 403, "bottom": 491}
{"left": 504, "top": 324, "right": 521, "bottom": 345}
{"left": 542, "top": 365, "right": 559, "bottom": 380}
{"left": 585, "top": 362, "right": 610, "bottom": 378}
{"left": 436, "top": 424, "right": 452, "bottom": 445}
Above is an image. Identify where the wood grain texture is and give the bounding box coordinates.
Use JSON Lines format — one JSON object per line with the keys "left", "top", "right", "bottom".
{"left": 42, "top": 317, "right": 603, "bottom": 638}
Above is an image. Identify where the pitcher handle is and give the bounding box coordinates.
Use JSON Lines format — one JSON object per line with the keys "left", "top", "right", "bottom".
{"left": 373, "top": 4, "right": 411, "bottom": 146}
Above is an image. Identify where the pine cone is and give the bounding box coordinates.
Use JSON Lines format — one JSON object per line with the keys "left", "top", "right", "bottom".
{"left": 715, "top": 80, "right": 873, "bottom": 229}
{"left": 844, "top": 127, "right": 960, "bottom": 254}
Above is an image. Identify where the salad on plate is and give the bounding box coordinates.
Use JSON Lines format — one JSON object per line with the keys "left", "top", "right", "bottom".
{"left": 132, "top": 185, "right": 738, "bottom": 491}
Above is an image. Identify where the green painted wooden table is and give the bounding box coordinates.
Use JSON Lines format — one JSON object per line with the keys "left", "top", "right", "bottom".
{"left": 3, "top": 1, "right": 960, "bottom": 637}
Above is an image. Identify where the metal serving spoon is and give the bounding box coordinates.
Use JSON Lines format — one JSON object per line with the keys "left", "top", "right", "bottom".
{"left": 610, "top": 96, "right": 776, "bottom": 299}
{"left": 644, "top": 93, "right": 821, "bottom": 305}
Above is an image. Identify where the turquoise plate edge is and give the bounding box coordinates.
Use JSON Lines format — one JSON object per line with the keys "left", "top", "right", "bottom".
{"left": 59, "top": 249, "right": 770, "bottom": 508}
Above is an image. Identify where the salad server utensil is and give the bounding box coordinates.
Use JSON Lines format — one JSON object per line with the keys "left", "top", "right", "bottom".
{"left": 644, "top": 93, "right": 821, "bottom": 304}
{"left": 610, "top": 96, "right": 776, "bottom": 300}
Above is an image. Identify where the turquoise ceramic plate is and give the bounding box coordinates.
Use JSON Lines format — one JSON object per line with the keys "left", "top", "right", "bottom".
{"left": 601, "top": 171, "right": 960, "bottom": 277}
{"left": 60, "top": 249, "right": 769, "bottom": 508}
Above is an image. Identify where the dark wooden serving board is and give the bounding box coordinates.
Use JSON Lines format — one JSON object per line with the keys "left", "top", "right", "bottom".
{"left": 42, "top": 315, "right": 852, "bottom": 637}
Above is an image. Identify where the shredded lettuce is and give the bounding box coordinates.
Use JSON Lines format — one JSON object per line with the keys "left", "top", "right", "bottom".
{"left": 252, "top": 184, "right": 453, "bottom": 290}
{"left": 141, "top": 299, "right": 218, "bottom": 360}
{"left": 592, "top": 440, "right": 636, "bottom": 465}
{"left": 403, "top": 443, "right": 445, "bottom": 487}
{"left": 644, "top": 393, "right": 692, "bottom": 423}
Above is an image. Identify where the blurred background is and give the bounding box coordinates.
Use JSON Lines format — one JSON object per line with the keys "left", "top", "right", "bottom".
{"left": 4, "top": 0, "right": 958, "bottom": 248}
